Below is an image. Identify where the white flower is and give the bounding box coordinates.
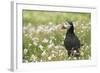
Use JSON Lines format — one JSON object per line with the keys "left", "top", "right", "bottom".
{"left": 41, "top": 51, "right": 46, "bottom": 56}
{"left": 86, "top": 45, "right": 89, "bottom": 48}
{"left": 55, "top": 45, "right": 63, "bottom": 49}
{"left": 34, "top": 42, "right": 38, "bottom": 46}
{"left": 36, "top": 25, "right": 44, "bottom": 33}
{"left": 36, "top": 29, "right": 41, "bottom": 34}
{"left": 39, "top": 45, "right": 43, "bottom": 49}
{"left": 81, "top": 30, "right": 83, "bottom": 33}
{"left": 59, "top": 52, "right": 64, "bottom": 56}
{"left": 49, "top": 40, "right": 53, "bottom": 44}
{"left": 73, "top": 57, "right": 77, "bottom": 60}
{"left": 54, "top": 24, "right": 60, "bottom": 30}
{"left": 30, "top": 54, "right": 37, "bottom": 61}
{"left": 32, "top": 37, "right": 39, "bottom": 41}
{"left": 42, "top": 38, "right": 48, "bottom": 43}
{"left": 24, "top": 48, "right": 28, "bottom": 55}
{"left": 51, "top": 54, "right": 55, "bottom": 57}
{"left": 48, "top": 56, "right": 52, "bottom": 60}
{"left": 40, "top": 59, "right": 43, "bottom": 62}
{"left": 63, "top": 35, "right": 66, "bottom": 39}
{"left": 77, "top": 32, "right": 80, "bottom": 34}
{"left": 51, "top": 50, "right": 58, "bottom": 54}
{"left": 81, "top": 24, "right": 84, "bottom": 26}
{"left": 80, "top": 52, "right": 84, "bottom": 56}
{"left": 55, "top": 46, "right": 59, "bottom": 49}
{"left": 48, "top": 28, "right": 54, "bottom": 32}
{"left": 25, "top": 33, "right": 28, "bottom": 37}
{"left": 58, "top": 50, "right": 62, "bottom": 53}
{"left": 39, "top": 45, "right": 44, "bottom": 51}
{"left": 23, "top": 26, "right": 27, "bottom": 30}
{"left": 48, "top": 43, "right": 54, "bottom": 49}
{"left": 60, "top": 52, "right": 64, "bottom": 56}
{"left": 68, "top": 57, "right": 71, "bottom": 60}
{"left": 29, "top": 27, "right": 35, "bottom": 33}
{"left": 29, "top": 43, "right": 32, "bottom": 47}
{"left": 51, "top": 50, "right": 55, "bottom": 53}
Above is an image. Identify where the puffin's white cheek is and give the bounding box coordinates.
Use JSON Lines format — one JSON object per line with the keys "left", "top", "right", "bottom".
{"left": 63, "top": 24, "right": 67, "bottom": 28}
{"left": 63, "top": 23, "right": 71, "bottom": 28}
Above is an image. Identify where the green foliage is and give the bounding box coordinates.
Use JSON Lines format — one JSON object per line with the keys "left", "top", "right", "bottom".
{"left": 23, "top": 10, "right": 90, "bottom": 26}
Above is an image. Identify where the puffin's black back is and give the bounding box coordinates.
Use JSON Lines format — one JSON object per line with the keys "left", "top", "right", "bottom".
{"left": 64, "top": 22, "right": 80, "bottom": 50}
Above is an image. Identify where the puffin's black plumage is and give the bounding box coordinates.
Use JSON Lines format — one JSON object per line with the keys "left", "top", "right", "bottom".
{"left": 64, "top": 21, "right": 80, "bottom": 58}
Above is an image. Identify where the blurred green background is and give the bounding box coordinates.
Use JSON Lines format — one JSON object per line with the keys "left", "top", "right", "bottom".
{"left": 22, "top": 10, "right": 91, "bottom": 62}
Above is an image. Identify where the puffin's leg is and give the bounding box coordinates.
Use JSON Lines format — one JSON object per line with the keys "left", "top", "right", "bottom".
{"left": 68, "top": 50, "right": 71, "bottom": 57}
{"left": 75, "top": 49, "right": 80, "bottom": 60}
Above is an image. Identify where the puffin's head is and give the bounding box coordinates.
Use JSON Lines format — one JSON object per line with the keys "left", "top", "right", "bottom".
{"left": 62, "top": 21, "right": 74, "bottom": 30}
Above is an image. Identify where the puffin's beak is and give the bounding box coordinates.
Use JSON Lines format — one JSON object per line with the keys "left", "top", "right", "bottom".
{"left": 61, "top": 25, "right": 67, "bottom": 29}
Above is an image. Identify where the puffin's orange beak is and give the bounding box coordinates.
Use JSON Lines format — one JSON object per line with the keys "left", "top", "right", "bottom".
{"left": 61, "top": 25, "right": 66, "bottom": 29}
{"left": 61, "top": 23, "right": 68, "bottom": 30}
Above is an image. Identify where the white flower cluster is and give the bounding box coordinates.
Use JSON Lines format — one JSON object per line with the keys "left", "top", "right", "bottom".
{"left": 24, "top": 23, "right": 62, "bottom": 35}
